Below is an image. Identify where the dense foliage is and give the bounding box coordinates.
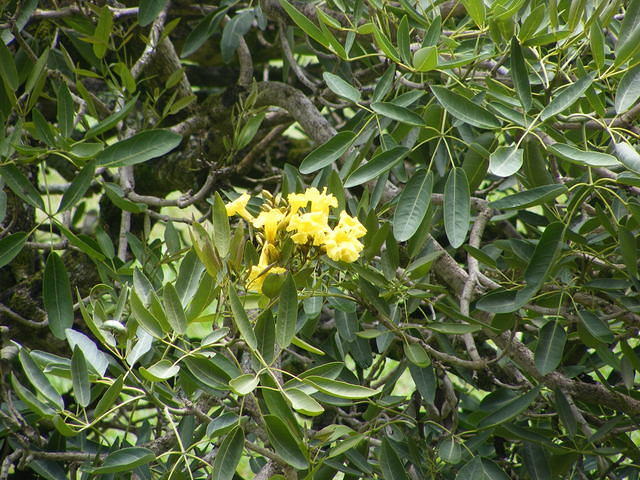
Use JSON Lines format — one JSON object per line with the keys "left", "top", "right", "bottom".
{"left": 2, "top": 0, "right": 640, "bottom": 478}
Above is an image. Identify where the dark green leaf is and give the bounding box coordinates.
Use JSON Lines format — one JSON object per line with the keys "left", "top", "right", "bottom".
{"left": 94, "top": 376, "right": 123, "bottom": 418}
{"left": 431, "top": 86, "right": 500, "bottom": 129}
{"left": 71, "top": 346, "right": 91, "bottom": 408}
{"left": 0, "top": 232, "right": 27, "bottom": 268}
{"left": 510, "top": 37, "right": 531, "bottom": 111}
{"left": 612, "top": 142, "right": 640, "bottom": 173}
{"left": 303, "top": 376, "right": 379, "bottom": 399}
{"left": 221, "top": 11, "right": 254, "bottom": 63}
{"left": 264, "top": 414, "right": 309, "bottom": 469}
{"left": 212, "top": 192, "right": 231, "bottom": 257}
{"left": 443, "top": 167, "right": 470, "bottom": 248}
{"left": 138, "top": 0, "right": 168, "bottom": 26}
{"left": 535, "top": 320, "right": 567, "bottom": 375}
{"left": 91, "top": 447, "right": 155, "bottom": 474}
{"left": 162, "top": 283, "right": 187, "bottom": 334}
{"left": 456, "top": 457, "right": 510, "bottom": 480}
{"left": 379, "top": 437, "right": 410, "bottom": 480}
{"left": 277, "top": 273, "right": 297, "bottom": 349}
{"left": 84, "top": 94, "right": 139, "bottom": 139}
{"left": 211, "top": 427, "right": 244, "bottom": 480}
{"left": 614, "top": 0, "right": 640, "bottom": 66}
{"left": 43, "top": 253, "right": 74, "bottom": 340}
{"left": 96, "top": 129, "right": 182, "bottom": 167}
{"left": 56, "top": 83, "right": 74, "bottom": 138}
{"left": 539, "top": 75, "right": 593, "bottom": 121}
{"left": 615, "top": 65, "right": 640, "bottom": 113}
{"left": 489, "top": 144, "right": 523, "bottom": 177}
{"left": 18, "top": 348, "right": 64, "bottom": 410}
{"left": 278, "top": 0, "right": 329, "bottom": 48}
{"left": 578, "top": 310, "right": 614, "bottom": 343}
{"left": 300, "top": 131, "right": 355, "bottom": 174}
{"left": 522, "top": 442, "right": 551, "bottom": 480}
{"left": 479, "top": 387, "right": 540, "bottom": 428}
{"left": 345, "top": 146, "right": 409, "bottom": 188}
{"left": 438, "top": 437, "right": 462, "bottom": 464}
{"left": 548, "top": 143, "right": 620, "bottom": 167}
{"left": 323, "top": 72, "right": 361, "bottom": 103}
{"left": 524, "top": 222, "right": 563, "bottom": 288}
{"left": 228, "top": 284, "right": 258, "bottom": 350}
{"left": 58, "top": 160, "right": 96, "bottom": 212}
{"left": 181, "top": 8, "right": 227, "bottom": 58}
{"left": 0, "top": 165, "right": 45, "bottom": 210}
{"left": 489, "top": 184, "right": 567, "bottom": 210}
{"left": 371, "top": 102, "right": 424, "bottom": 126}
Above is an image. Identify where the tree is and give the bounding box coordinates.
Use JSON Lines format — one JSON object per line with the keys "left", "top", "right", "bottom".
{"left": 1, "top": 0, "right": 640, "bottom": 478}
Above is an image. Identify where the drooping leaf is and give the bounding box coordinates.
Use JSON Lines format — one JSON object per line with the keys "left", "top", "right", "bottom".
{"left": 345, "top": 146, "right": 409, "bottom": 188}
{"left": 220, "top": 10, "right": 254, "bottom": 63}
{"left": 489, "top": 184, "right": 567, "bottom": 210}
{"left": 379, "top": 437, "right": 410, "bottom": 480}
{"left": 535, "top": 320, "right": 567, "bottom": 375}
{"left": 539, "top": 75, "right": 593, "bottom": 121}
{"left": 323, "top": 72, "right": 361, "bottom": 103}
{"left": 212, "top": 192, "right": 231, "bottom": 258}
{"left": 277, "top": 273, "right": 298, "bottom": 349}
{"left": 71, "top": 346, "right": 91, "bottom": 408}
{"left": 443, "top": 167, "right": 470, "bottom": 248}
{"left": 263, "top": 414, "right": 309, "bottom": 469}
{"left": 548, "top": 143, "right": 620, "bottom": 167}
{"left": 211, "top": 427, "right": 244, "bottom": 480}
{"left": 95, "top": 129, "right": 182, "bottom": 167}
{"left": 56, "top": 83, "right": 74, "bottom": 138}
{"left": 91, "top": 447, "right": 155, "bottom": 474}
{"left": 0, "top": 165, "right": 46, "bottom": 210}
{"left": 299, "top": 131, "right": 355, "bottom": 174}
{"left": 58, "top": 160, "right": 96, "bottom": 212}
{"left": 431, "top": 86, "right": 500, "bottom": 129}
{"left": 181, "top": 8, "right": 227, "bottom": 57}
{"left": 489, "top": 144, "right": 523, "bottom": 177}
{"left": 510, "top": 37, "right": 531, "bottom": 111}
{"left": 43, "top": 253, "right": 74, "bottom": 340}
{"left": 228, "top": 284, "right": 258, "bottom": 350}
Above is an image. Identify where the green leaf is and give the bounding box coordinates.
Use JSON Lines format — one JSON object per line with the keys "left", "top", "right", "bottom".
{"left": 284, "top": 388, "right": 325, "bottom": 416}
{"left": 438, "top": 437, "right": 462, "bottom": 464}
{"left": 299, "top": 131, "right": 355, "bottom": 174}
{"left": 162, "top": 283, "right": 187, "bottom": 334}
{"left": 393, "top": 170, "right": 433, "bottom": 242}
{"left": 535, "top": 320, "right": 567, "bottom": 375}
{"left": 431, "top": 86, "right": 500, "bottom": 129}
{"left": 578, "top": 310, "right": 614, "bottom": 343}
{"left": 323, "top": 72, "right": 361, "bottom": 103}
{"left": 615, "top": 65, "right": 640, "bottom": 113}
{"left": 58, "top": 160, "right": 96, "bottom": 212}
{"left": 130, "top": 289, "right": 165, "bottom": 338}
{"left": 277, "top": 273, "right": 298, "bottom": 349}
{"left": 379, "top": 437, "right": 410, "bottom": 480}
{"left": 84, "top": 94, "right": 139, "bottom": 139}
{"left": 0, "top": 165, "right": 46, "bottom": 210}
{"left": 211, "top": 427, "right": 244, "bottom": 480}
{"left": 229, "top": 373, "right": 259, "bottom": 395}
{"left": 237, "top": 112, "right": 265, "bottom": 150}
{"left": 71, "top": 346, "right": 91, "bottom": 408}
{"left": 612, "top": 142, "right": 640, "bottom": 173}
{"left": 93, "top": 7, "right": 113, "bottom": 59}
{"left": 456, "top": 457, "right": 510, "bottom": 480}
{"left": 228, "top": 284, "right": 258, "bottom": 350}
{"left": 57, "top": 83, "right": 74, "bottom": 138}
{"left": 428, "top": 323, "right": 482, "bottom": 334}
{"left": 372, "top": 24, "right": 401, "bottom": 62}
{"left": 554, "top": 389, "right": 577, "bottom": 437}
{"left": 614, "top": 0, "right": 640, "bottom": 66}
{"left": 264, "top": 414, "right": 309, "bottom": 469}
{"left": 489, "top": 144, "right": 523, "bottom": 177}
{"left": 0, "top": 232, "right": 27, "bottom": 268}
{"left": 510, "top": 37, "right": 531, "bottom": 111}
{"left": 524, "top": 222, "right": 563, "bottom": 289}
{"left": 303, "top": 376, "right": 379, "bottom": 399}
{"left": 479, "top": 387, "right": 540, "bottom": 428}
{"left": 220, "top": 10, "right": 254, "bottom": 63}
{"left": 18, "top": 348, "right": 64, "bottom": 411}
{"left": 412, "top": 46, "right": 438, "bottom": 71}
{"left": 489, "top": 184, "right": 567, "bottom": 210}
{"left": 0, "top": 41, "right": 19, "bottom": 90}
{"left": 548, "top": 143, "right": 620, "bottom": 167}
{"left": 96, "top": 129, "right": 182, "bottom": 167}
{"left": 409, "top": 364, "right": 436, "bottom": 403}
{"left": 278, "top": 0, "right": 329, "bottom": 49}
{"left": 345, "top": 146, "right": 409, "bottom": 188}
{"left": 43, "top": 253, "right": 74, "bottom": 340}
{"left": 138, "top": 0, "right": 168, "bottom": 26}
{"left": 404, "top": 342, "right": 431, "bottom": 367}
{"left": 10, "top": 374, "right": 55, "bottom": 418}
{"left": 94, "top": 376, "right": 123, "bottom": 418}
{"left": 371, "top": 102, "right": 424, "bottom": 126}
{"left": 539, "top": 75, "right": 593, "bottom": 121}
{"left": 182, "top": 8, "right": 227, "bottom": 58}
{"left": 212, "top": 192, "right": 231, "bottom": 257}
{"left": 522, "top": 442, "right": 552, "bottom": 480}
{"left": 590, "top": 20, "right": 605, "bottom": 70}
{"left": 92, "top": 447, "right": 155, "bottom": 474}
{"left": 443, "top": 167, "right": 470, "bottom": 248}
{"left": 140, "top": 359, "right": 180, "bottom": 382}
{"left": 619, "top": 225, "right": 638, "bottom": 278}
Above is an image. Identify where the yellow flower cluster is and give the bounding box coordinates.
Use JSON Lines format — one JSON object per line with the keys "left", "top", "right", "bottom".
{"left": 225, "top": 188, "right": 367, "bottom": 292}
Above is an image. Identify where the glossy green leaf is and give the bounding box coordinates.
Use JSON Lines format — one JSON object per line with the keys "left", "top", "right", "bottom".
{"left": 590, "top": 20, "right": 605, "bottom": 70}
{"left": 323, "top": 72, "right": 361, "bottom": 103}
{"left": 345, "top": 146, "right": 409, "bottom": 188}
{"left": 612, "top": 142, "right": 640, "bottom": 173}
{"left": 162, "top": 283, "right": 187, "bottom": 335}
{"left": 614, "top": 0, "right": 640, "bottom": 66}
{"left": 456, "top": 457, "right": 510, "bottom": 480}
{"left": 522, "top": 443, "right": 551, "bottom": 479}
{"left": 404, "top": 342, "right": 430, "bottom": 367}
{"left": 0, "top": 41, "right": 19, "bottom": 90}
{"left": 220, "top": 10, "right": 254, "bottom": 63}
{"left": 379, "top": 437, "right": 410, "bottom": 480}
{"left": 489, "top": 144, "right": 523, "bottom": 177}
{"left": 539, "top": 75, "right": 593, "bottom": 121}
{"left": 138, "top": 0, "right": 168, "bottom": 26}
{"left": 92, "top": 7, "right": 112, "bottom": 59}
{"left": 431, "top": 86, "right": 500, "bottom": 129}
{"left": 264, "top": 414, "right": 309, "bottom": 469}
{"left": 278, "top": 0, "right": 328, "bottom": 48}
{"left": 524, "top": 222, "right": 563, "bottom": 288}
{"left": 535, "top": 320, "right": 566, "bottom": 375}
{"left": 71, "top": 346, "right": 91, "bottom": 408}
{"left": 299, "top": 131, "right": 356, "bottom": 174}
{"left": 94, "top": 376, "right": 123, "bottom": 418}
{"left": 181, "top": 8, "right": 227, "bottom": 57}
{"left": 229, "top": 373, "right": 259, "bottom": 395}
{"left": 236, "top": 112, "right": 265, "bottom": 150}
{"left": 413, "top": 46, "right": 438, "bottom": 71}
{"left": 428, "top": 323, "right": 481, "bottom": 334}
{"left": 303, "top": 376, "right": 379, "bottom": 399}
{"left": 212, "top": 192, "right": 231, "bottom": 257}
{"left": 277, "top": 273, "right": 298, "bottom": 349}
{"left": 462, "top": 0, "right": 486, "bottom": 26}
{"left": 479, "top": 387, "right": 540, "bottom": 428}
{"left": 66, "top": 328, "right": 109, "bottom": 376}
{"left": 84, "top": 94, "right": 139, "bottom": 139}
{"left": 409, "top": 364, "right": 436, "bottom": 404}
{"left": 11, "top": 374, "right": 55, "bottom": 418}
{"left": 554, "top": 388, "right": 577, "bottom": 437}
{"left": 615, "top": 65, "right": 640, "bottom": 113}
{"left": 548, "top": 143, "right": 620, "bottom": 167}
{"left": 103, "top": 182, "right": 148, "bottom": 213}
{"left": 0, "top": 232, "right": 27, "bottom": 268}
{"left": 444, "top": 167, "right": 470, "bottom": 248}
{"left": 211, "top": 427, "right": 244, "bottom": 480}
{"left": 438, "top": 437, "right": 462, "bottom": 464}
{"left": 43, "top": 253, "right": 73, "bottom": 340}
{"left": 96, "top": 129, "right": 182, "bottom": 167}
{"left": 0, "top": 165, "right": 45, "bottom": 210}
{"left": 510, "top": 37, "right": 531, "bottom": 111}
{"left": 18, "top": 348, "right": 64, "bottom": 411}
{"left": 393, "top": 170, "right": 432, "bottom": 241}
{"left": 371, "top": 102, "right": 424, "bottom": 126}
{"left": 92, "top": 447, "right": 155, "bottom": 474}
{"left": 578, "top": 310, "right": 614, "bottom": 343}
{"left": 58, "top": 160, "right": 96, "bottom": 212}
{"left": 284, "top": 388, "right": 325, "bottom": 416}
{"left": 228, "top": 284, "right": 258, "bottom": 350}
{"left": 56, "top": 83, "right": 74, "bottom": 138}
{"left": 140, "top": 359, "right": 180, "bottom": 382}
{"left": 130, "top": 289, "right": 165, "bottom": 338}
{"left": 619, "top": 225, "right": 638, "bottom": 278}
{"left": 490, "top": 184, "right": 567, "bottom": 210}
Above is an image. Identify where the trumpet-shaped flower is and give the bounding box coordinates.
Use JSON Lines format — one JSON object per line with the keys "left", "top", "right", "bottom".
{"left": 225, "top": 193, "right": 253, "bottom": 222}
{"left": 323, "top": 228, "right": 364, "bottom": 263}
{"left": 247, "top": 264, "right": 286, "bottom": 293}
{"left": 288, "top": 192, "right": 310, "bottom": 214}
{"left": 335, "top": 211, "right": 366, "bottom": 238}
{"left": 287, "top": 187, "right": 337, "bottom": 217}
{"left": 287, "top": 211, "right": 330, "bottom": 245}
{"left": 252, "top": 208, "right": 285, "bottom": 243}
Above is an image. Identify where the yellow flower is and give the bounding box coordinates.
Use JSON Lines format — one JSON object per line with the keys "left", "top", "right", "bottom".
{"left": 287, "top": 192, "right": 309, "bottom": 214}
{"left": 225, "top": 193, "right": 253, "bottom": 222}
{"left": 252, "top": 208, "right": 286, "bottom": 243}
{"left": 335, "top": 211, "right": 366, "bottom": 238}
{"left": 287, "top": 188, "right": 337, "bottom": 216}
{"left": 323, "top": 228, "right": 364, "bottom": 263}
{"left": 287, "top": 211, "right": 330, "bottom": 245}
{"left": 247, "top": 264, "right": 286, "bottom": 293}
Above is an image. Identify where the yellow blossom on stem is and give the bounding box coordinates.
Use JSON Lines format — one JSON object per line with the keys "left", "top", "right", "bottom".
{"left": 225, "top": 193, "right": 253, "bottom": 222}
{"left": 252, "top": 208, "right": 286, "bottom": 243}
{"left": 287, "top": 211, "right": 330, "bottom": 245}
{"left": 246, "top": 243, "right": 285, "bottom": 293}
{"left": 323, "top": 228, "right": 364, "bottom": 263}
